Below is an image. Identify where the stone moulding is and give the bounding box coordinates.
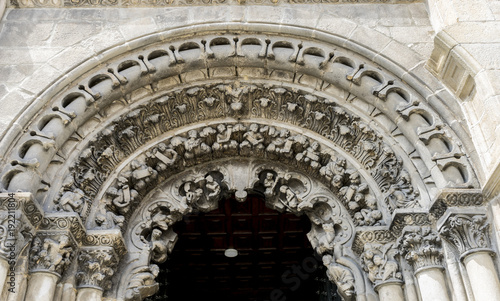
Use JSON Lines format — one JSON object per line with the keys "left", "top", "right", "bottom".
{"left": 0, "top": 30, "right": 477, "bottom": 212}
{"left": 8, "top": 0, "right": 422, "bottom": 8}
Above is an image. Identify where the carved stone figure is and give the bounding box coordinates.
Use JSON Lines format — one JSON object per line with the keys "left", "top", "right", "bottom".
{"left": 180, "top": 174, "right": 222, "bottom": 211}
{"left": 241, "top": 123, "right": 264, "bottom": 155}
{"left": 94, "top": 204, "right": 125, "bottom": 230}
{"left": 29, "top": 235, "right": 73, "bottom": 275}
{"left": 296, "top": 141, "right": 321, "bottom": 169}
{"left": 212, "top": 124, "right": 238, "bottom": 156}
{"left": 385, "top": 170, "right": 420, "bottom": 212}
{"left": 125, "top": 264, "right": 161, "bottom": 301}
{"left": 56, "top": 188, "right": 85, "bottom": 213}
{"left": 322, "top": 255, "right": 355, "bottom": 300}
{"left": 361, "top": 243, "right": 402, "bottom": 286}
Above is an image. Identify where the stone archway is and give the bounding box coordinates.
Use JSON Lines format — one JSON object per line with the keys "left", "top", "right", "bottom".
{"left": 0, "top": 23, "right": 498, "bottom": 301}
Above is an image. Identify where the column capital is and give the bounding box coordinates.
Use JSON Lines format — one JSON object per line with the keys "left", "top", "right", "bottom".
{"left": 76, "top": 246, "right": 119, "bottom": 291}
{"left": 397, "top": 226, "right": 443, "bottom": 272}
{"left": 28, "top": 212, "right": 84, "bottom": 276}
{"left": 438, "top": 210, "right": 492, "bottom": 258}
{"left": 360, "top": 242, "right": 403, "bottom": 289}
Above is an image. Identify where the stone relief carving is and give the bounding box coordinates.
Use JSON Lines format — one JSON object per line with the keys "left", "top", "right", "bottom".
{"left": 29, "top": 234, "right": 73, "bottom": 275}
{"left": 360, "top": 242, "right": 402, "bottom": 286}
{"left": 322, "top": 255, "right": 355, "bottom": 301}
{"left": 440, "top": 214, "right": 491, "bottom": 255}
{"left": 398, "top": 226, "right": 443, "bottom": 271}
{"left": 76, "top": 247, "right": 118, "bottom": 290}
{"left": 44, "top": 82, "right": 424, "bottom": 225}
{"left": 124, "top": 264, "right": 161, "bottom": 301}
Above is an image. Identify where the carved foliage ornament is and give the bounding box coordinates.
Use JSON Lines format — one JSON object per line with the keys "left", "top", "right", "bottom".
{"left": 398, "top": 226, "right": 443, "bottom": 271}
{"left": 60, "top": 83, "right": 419, "bottom": 221}
{"left": 76, "top": 247, "right": 119, "bottom": 290}
{"left": 440, "top": 214, "right": 491, "bottom": 255}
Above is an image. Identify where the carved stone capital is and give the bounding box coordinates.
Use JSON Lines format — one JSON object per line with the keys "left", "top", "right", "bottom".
{"left": 0, "top": 192, "right": 43, "bottom": 260}
{"left": 360, "top": 242, "right": 402, "bottom": 287}
{"left": 29, "top": 212, "right": 84, "bottom": 276}
{"left": 438, "top": 211, "right": 491, "bottom": 257}
{"left": 398, "top": 226, "right": 443, "bottom": 272}
{"left": 76, "top": 246, "right": 119, "bottom": 290}
{"left": 29, "top": 233, "right": 74, "bottom": 276}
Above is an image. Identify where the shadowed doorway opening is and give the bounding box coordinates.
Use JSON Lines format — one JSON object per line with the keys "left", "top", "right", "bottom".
{"left": 147, "top": 195, "right": 341, "bottom": 301}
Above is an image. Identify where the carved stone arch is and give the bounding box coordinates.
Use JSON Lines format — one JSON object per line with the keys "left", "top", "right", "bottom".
{"left": 0, "top": 23, "right": 491, "bottom": 301}
{"left": 116, "top": 158, "right": 374, "bottom": 301}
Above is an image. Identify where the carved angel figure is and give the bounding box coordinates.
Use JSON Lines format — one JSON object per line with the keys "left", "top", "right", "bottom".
{"left": 150, "top": 229, "right": 169, "bottom": 263}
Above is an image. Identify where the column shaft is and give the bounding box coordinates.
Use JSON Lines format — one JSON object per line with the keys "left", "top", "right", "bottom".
{"left": 463, "top": 251, "right": 500, "bottom": 301}
{"left": 377, "top": 283, "right": 404, "bottom": 301}
{"left": 76, "top": 287, "right": 102, "bottom": 301}
{"left": 24, "top": 272, "right": 59, "bottom": 301}
{"left": 415, "top": 268, "right": 450, "bottom": 301}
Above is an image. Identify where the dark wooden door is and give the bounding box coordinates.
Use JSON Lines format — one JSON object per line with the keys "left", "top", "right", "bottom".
{"left": 148, "top": 195, "right": 339, "bottom": 301}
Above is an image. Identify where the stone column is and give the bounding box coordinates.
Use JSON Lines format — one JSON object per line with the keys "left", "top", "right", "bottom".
{"left": 360, "top": 242, "right": 404, "bottom": 301}
{"left": 75, "top": 246, "right": 119, "bottom": 301}
{"left": 399, "top": 226, "right": 450, "bottom": 301}
{"left": 440, "top": 213, "right": 500, "bottom": 301}
{"left": 25, "top": 234, "right": 75, "bottom": 301}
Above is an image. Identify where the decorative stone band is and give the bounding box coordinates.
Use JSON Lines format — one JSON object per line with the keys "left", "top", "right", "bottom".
{"left": 430, "top": 189, "right": 485, "bottom": 220}
{"left": 8, "top": 0, "right": 423, "bottom": 9}
{"left": 437, "top": 209, "right": 493, "bottom": 259}
{"left": 0, "top": 192, "right": 43, "bottom": 261}
{"left": 397, "top": 226, "right": 444, "bottom": 272}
